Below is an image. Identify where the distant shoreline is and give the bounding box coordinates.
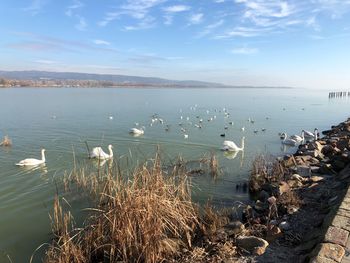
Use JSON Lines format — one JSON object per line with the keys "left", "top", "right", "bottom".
{"left": 0, "top": 70, "right": 294, "bottom": 89}
{"left": 0, "top": 84, "right": 294, "bottom": 89}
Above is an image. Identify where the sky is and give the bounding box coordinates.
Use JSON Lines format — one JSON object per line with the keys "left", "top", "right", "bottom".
{"left": 0, "top": 0, "right": 350, "bottom": 89}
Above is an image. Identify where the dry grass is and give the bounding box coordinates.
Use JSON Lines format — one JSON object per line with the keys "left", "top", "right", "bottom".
{"left": 45, "top": 154, "right": 205, "bottom": 263}
{"left": 249, "top": 155, "right": 285, "bottom": 193}
{"left": 0, "top": 135, "right": 12, "bottom": 147}
{"left": 209, "top": 153, "right": 221, "bottom": 178}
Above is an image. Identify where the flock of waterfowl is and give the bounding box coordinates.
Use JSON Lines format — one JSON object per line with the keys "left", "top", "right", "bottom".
{"left": 280, "top": 128, "right": 318, "bottom": 146}
{"left": 13, "top": 105, "right": 317, "bottom": 166}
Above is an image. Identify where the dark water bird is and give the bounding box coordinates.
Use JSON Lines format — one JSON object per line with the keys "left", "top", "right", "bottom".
{"left": 220, "top": 133, "right": 225, "bottom": 137}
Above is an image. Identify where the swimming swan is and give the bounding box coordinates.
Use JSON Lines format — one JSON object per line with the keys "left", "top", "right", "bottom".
{"left": 16, "top": 149, "right": 46, "bottom": 166}
{"left": 89, "top": 144, "right": 113, "bottom": 160}
{"left": 222, "top": 137, "right": 245, "bottom": 151}
{"left": 303, "top": 128, "right": 318, "bottom": 140}
{"left": 129, "top": 127, "right": 144, "bottom": 135}
{"left": 281, "top": 133, "right": 298, "bottom": 146}
{"left": 290, "top": 131, "right": 305, "bottom": 143}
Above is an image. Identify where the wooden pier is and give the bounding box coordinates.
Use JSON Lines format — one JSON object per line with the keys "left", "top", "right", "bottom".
{"left": 328, "top": 91, "right": 350, "bottom": 98}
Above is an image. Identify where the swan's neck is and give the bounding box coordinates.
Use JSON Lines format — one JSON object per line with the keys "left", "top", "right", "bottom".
{"left": 283, "top": 133, "right": 287, "bottom": 141}
{"left": 314, "top": 130, "right": 318, "bottom": 140}
{"left": 240, "top": 138, "right": 245, "bottom": 150}
{"left": 41, "top": 151, "right": 46, "bottom": 162}
{"left": 109, "top": 147, "right": 113, "bottom": 157}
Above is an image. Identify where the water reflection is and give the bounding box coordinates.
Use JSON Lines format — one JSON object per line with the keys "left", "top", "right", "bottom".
{"left": 223, "top": 150, "right": 245, "bottom": 168}
{"left": 90, "top": 157, "right": 114, "bottom": 169}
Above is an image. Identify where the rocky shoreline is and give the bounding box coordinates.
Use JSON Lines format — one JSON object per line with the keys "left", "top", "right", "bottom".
{"left": 234, "top": 118, "right": 350, "bottom": 262}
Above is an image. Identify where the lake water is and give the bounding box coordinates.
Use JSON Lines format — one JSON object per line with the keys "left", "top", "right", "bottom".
{"left": 0, "top": 87, "right": 349, "bottom": 262}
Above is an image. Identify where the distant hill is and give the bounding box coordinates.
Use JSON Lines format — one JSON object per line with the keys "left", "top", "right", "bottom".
{"left": 0, "top": 70, "right": 224, "bottom": 87}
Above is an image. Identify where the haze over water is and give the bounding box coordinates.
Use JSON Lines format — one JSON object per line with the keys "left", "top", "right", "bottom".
{"left": 0, "top": 87, "right": 349, "bottom": 262}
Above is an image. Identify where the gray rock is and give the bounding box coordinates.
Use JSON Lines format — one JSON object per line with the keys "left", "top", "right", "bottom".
{"left": 258, "top": 190, "right": 270, "bottom": 202}
{"left": 297, "top": 165, "right": 311, "bottom": 177}
{"left": 255, "top": 200, "right": 268, "bottom": 212}
{"left": 224, "top": 221, "right": 245, "bottom": 236}
{"left": 279, "top": 221, "right": 291, "bottom": 231}
{"left": 236, "top": 235, "right": 269, "bottom": 255}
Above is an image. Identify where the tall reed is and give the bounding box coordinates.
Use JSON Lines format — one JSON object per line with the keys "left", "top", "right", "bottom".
{"left": 45, "top": 154, "right": 201, "bottom": 263}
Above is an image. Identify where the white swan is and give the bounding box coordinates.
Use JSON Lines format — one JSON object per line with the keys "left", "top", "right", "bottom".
{"left": 281, "top": 133, "right": 298, "bottom": 146}
{"left": 303, "top": 128, "right": 318, "bottom": 140}
{"left": 222, "top": 137, "right": 245, "bottom": 152}
{"left": 89, "top": 145, "right": 113, "bottom": 160}
{"left": 129, "top": 127, "right": 144, "bottom": 135}
{"left": 290, "top": 131, "right": 304, "bottom": 143}
{"left": 16, "top": 149, "right": 46, "bottom": 166}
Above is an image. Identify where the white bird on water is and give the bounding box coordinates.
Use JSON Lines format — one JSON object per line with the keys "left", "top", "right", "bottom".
{"left": 16, "top": 149, "right": 46, "bottom": 166}
{"left": 221, "top": 137, "right": 245, "bottom": 152}
{"left": 89, "top": 145, "right": 113, "bottom": 160}
{"left": 129, "top": 127, "right": 145, "bottom": 135}
{"left": 281, "top": 133, "right": 298, "bottom": 146}
{"left": 290, "top": 131, "right": 305, "bottom": 143}
{"left": 303, "top": 128, "right": 318, "bottom": 140}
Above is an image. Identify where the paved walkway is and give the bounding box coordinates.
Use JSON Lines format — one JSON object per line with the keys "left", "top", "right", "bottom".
{"left": 311, "top": 166, "right": 350, "bottom": 263}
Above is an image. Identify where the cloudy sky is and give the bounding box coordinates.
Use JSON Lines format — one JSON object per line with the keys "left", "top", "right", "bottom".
{"left": 1, "top": 0, "right": 350, "bottom": 88}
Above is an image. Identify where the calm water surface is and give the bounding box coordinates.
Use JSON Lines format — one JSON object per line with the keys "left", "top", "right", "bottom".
{"left": 0, "top": 87, "right": 349, "bottom": 262}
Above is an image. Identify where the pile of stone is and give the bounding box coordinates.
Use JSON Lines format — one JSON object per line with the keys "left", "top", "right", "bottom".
{"left": 242, "top": 118, "right": 350, "bottom": 262}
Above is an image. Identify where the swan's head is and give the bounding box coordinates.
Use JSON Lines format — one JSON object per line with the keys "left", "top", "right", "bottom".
{"left": 41, "top": 149, "right": 46, "bottom": 153}
{"left": 108, "top": 144, "right": 113, "bottom": 149}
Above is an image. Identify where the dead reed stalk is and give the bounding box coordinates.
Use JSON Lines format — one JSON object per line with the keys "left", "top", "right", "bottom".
{"left": 0, "top": 135, "right": 12, "bottom": 147}
{"left": 45, "top": 155, "right": 202, "bottom": 263}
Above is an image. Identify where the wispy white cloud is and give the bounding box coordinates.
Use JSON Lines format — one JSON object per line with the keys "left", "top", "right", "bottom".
{"left": 230, "top": 47, "right": 258, "bottom": 54}
{"left": 163, "top": 14, "right": 173, "bottom": 25}
{"left": 83, "top": 64, "right": 122, "bottom": 71}
{"left": 65, "top": 0, "right": 87, "bottom": 31}
{"left": 93, "top": 39, "right": 111, "bottom": 45}
{"left": 196, "top": 19, "right": 224, "bottom": 38}
{"left": 124, "top": 16, "right": 156, "bottom": 31}
{"left": 163, "top": 5, "right": 191, "bottom": 12}
{"left": 162, "top": 5, "right": 191, "bottom": 25}
{"left": 237, "top": 0, "right": 294, "bottom": 26}
{"left": 309, "top": 32, "right": 350, "bottom": 40}
{"left": 214, "top": 0, "right": 225, "bottom": 3}
{"left": 23, "top": 0, "right": 48, "bottom": 16}
{"left": 99, "top": 0, "right": 166, "bottom": 28}
{"left": 65, "top": 0, "right": 84, "bottom": 17}
{"left": 313, "top": 0, "right": 350, "bottom": 18}
{"left": 7, "top": 33, "right": 118, "bottom": 53}
{"left": 34, "top": 59, "right": 58, "bottom": 64}
{"left": 215, "top": 26, "right": 269, "bottom": 38}
{"left": 75, "top": 16, "right": 87, "bottom": 31}
{"left": 189, "top": 13, "right": 204, "bottom": 25}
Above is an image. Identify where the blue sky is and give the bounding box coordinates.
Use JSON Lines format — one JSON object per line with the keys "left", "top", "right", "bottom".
{"left": 0, "top": 0, "right": 350, "bottom": 88}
